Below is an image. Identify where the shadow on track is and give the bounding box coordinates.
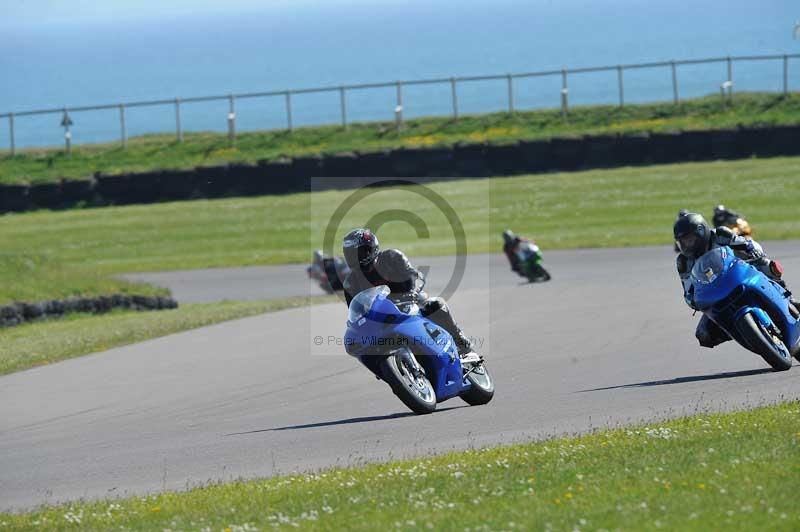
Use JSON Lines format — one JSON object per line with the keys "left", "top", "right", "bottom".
{"left": 577, "top": 367, "right": 778, "bottom": 392}
{"left": 225, "top": 406, "right": 466, "bottom": 436}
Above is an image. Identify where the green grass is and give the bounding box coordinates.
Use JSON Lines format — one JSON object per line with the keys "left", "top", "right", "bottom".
{"left": 0, "top": 296, "right": 334, "bottom": 376}
{"left": 2, "top": 401, "right": 798, "bottom": 530}
{"left": 1, "top": 155, "right": 799, "bottom": 306}
{"left": 0, "top": 252, "right": 167, "bottom": 304}
{"left": 2, "top": 92, "right": 799, "bottom": 184}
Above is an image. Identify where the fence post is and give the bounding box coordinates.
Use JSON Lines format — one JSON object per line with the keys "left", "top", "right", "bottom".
{"left": 61, "top": 108, "right": 72, "bottom": 155}
{"left": 671, "top": 61, "right": 679, "bottom": 104}
{"left": 119, "top": 104, "right": 127, "bottom": 149}
{"left": 783, "top": 55, "right": 789, "bottom": 95}
{"left": 8, "top": 113, "right": 14, "bottom": 156}
{"left": 395, "top": 81, "right": 404, "bottom": 129}
{"left": 506, "top": 74, "right": 514, "bottom": 113}
{"left": 285, "top": 91, "right": 293, "bottom": 131}
{"left": 450, "top": 77, "right": 459, "bottom": 119}
{"left": 726, "top": 56, "right": 733, "bottom": 98}
{"left": 228, "top": 94, "right": 236, "bottom": 144}
{"left": 339, "top": 86, "right": 347, "bottom": 128}
{"left": 617, "top": 66, "right": 625, "bottom": 107}
{"left": 175, "top": 98, "right": 183, "bottom": 143}
{"left": 560, "top": 69, "right": 569, "bottom": 117}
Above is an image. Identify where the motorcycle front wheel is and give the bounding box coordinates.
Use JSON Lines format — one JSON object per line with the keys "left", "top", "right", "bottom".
{"left": 526, "top": 263, "right": 551, "bottom": 283}
{"left": 379, "top": 351, "right": 437, "bottom": 414}
{"left": 736, "top": 313, "right": 792, "bottom": 371}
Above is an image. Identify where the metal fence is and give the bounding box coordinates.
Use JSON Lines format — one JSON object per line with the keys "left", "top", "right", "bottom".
{"left": 2, "top": 52, "right": 799, "bottom": 154}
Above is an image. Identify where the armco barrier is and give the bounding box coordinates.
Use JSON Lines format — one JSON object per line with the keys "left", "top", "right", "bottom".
{"left": 0, "top": 294, "right": 179, "bottom": 328}
{"left": 517, "top": 139, "right": 553, "bottom": 172}
{"left": 28, "top": 182, "right": 63, "bottom": 209}
{"left": 584, "top": 135, "right": 617, "bottom": 168}
{"left": 0, "top": 125, "right": 798, "bottom": 214}
{"left": 648, "top": 131, "right": 684, "bottom": 163}
{"left": 60, "top": 178, "right": 94, "bottom": 205}
{"left": 485, "top": 142, "right": 525, "bottom": 175}
{"left": 0, "top": 184, "right": 31, "bottom": 212}
{"left": 614, "top": 133, "right": 650, "bottom": 166}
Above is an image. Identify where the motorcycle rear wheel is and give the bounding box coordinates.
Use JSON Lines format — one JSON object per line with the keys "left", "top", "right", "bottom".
{"left": 736, "top": 313, "right": 792, "bottom": 371}
{"left": 380, "top": 352, "right": 437, "bottom": 414}
{"left": 461, "top": 362, "right": 495, "bottom": 406}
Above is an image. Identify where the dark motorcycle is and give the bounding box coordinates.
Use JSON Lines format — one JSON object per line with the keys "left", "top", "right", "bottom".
{"left": 307, "top": 255, "right": 351, "bottom": 293}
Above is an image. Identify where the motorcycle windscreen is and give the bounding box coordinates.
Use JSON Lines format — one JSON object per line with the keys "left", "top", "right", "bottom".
{"left": 690, "top": 247, "right": 728, "bottom": 286}
{"left": 348, "top": 285, "right": 390, "bottom": 325}
{"left": 515, "top": 242, "right": 540, "bottom": 261}
{"left": 691, "top": 247, "right": 741, "bottom": 309}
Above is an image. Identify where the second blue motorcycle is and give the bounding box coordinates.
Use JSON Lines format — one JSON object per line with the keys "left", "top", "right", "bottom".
{"left": 344, "top": 285, "right": 494, "bottom": 414}
{"left": 689, "top": 246, "right": 800, "bottom": 371}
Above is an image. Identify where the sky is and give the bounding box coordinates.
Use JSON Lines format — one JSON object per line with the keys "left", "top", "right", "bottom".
{"left": 0, "top": 0, "right": 328, "bottom": 27}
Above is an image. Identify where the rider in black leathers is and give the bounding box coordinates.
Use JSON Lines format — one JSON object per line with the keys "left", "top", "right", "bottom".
{"left": 502, "top": 229, "right": 537, "bottom": 276}
{"left": 674, "top": 213, "right": 798, "bottom": 348}
{"left": 341, "top": 228, "right": 476, "bottom": 357}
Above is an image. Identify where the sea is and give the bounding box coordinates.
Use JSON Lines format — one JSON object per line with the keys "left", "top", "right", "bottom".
{"left": 1, "top": 0, "right": 798, "bottom": 149}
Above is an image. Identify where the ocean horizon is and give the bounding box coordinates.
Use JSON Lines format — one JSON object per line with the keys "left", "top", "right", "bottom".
{"left": 1, "top": 0, "right": 798, "bottom": 148}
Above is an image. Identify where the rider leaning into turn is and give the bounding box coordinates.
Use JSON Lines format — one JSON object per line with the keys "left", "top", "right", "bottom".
{"left": 341, "top": 228, "right": 478, "bottom": 359}
{"left": 502, "top": 229, "right": 534, "bottom": 275}
{"left": 674, "top": 213, "right": 799, "bottom": 348}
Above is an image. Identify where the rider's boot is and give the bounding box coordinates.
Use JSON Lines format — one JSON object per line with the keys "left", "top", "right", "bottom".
{"left": 455, "top": 332, "right": 481, "bottom": 363}
{"left": 775, "top": 278, "right": 800, "bottom": 311}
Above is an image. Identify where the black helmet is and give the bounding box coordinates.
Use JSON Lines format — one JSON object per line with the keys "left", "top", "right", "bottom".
{"left": 343, "top": 228, "right": 379, "bottom": 269}
{"left": 677, "top": 209, "right": 688, "bottom": 218}
{"left": 673, "top": 213, "right": 711, "bottom": 259}
{"left": 714, "top": 204, "right": 726, "bottom": 215}
{"left": 502, "top": 229, "right": 516, "bottom": 245}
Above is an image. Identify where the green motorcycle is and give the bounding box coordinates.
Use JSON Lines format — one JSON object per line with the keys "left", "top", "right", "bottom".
{"left": 516, "top": 241, "right": 551, "bottom": 283}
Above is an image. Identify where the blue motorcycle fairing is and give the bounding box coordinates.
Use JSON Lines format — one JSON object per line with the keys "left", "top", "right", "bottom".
{"left": 344, "top": 286, "right": 469, "bottom": 403}
{"left": 690, "top": 247, "right": 800, "bottom": 355}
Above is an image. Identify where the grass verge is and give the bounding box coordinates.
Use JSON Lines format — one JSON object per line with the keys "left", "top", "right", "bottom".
{"left": 2, "top": 93, "right": 799, "bottom": 184}
{"left": 2, "top": 401, "right": 798, "bottom": 530}
{"left": 0, "top": 295, "right": 334, "bottom": 376}
{"left": 1, "top": 155, "right": 799, "bottom": 305}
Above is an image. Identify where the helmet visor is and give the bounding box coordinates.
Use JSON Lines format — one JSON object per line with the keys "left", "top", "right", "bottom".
{"left": 677, "top": 233, "right": 701, "bottom": 257}
{"left": 343, "top": 243, "right": 374, "bottom": 267}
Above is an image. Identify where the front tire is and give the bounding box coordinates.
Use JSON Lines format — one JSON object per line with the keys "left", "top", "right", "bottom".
{"left": 461, "top": 362, "right": 495, "bottom": 406}
{"left": 379, "top": 351, "right": 437, "bottom": 414}
{"left": 526, "top": 263, "right": 551, "bottom": 283}
{"left": 736, "top": 313, "right": 792, "bottom": 371}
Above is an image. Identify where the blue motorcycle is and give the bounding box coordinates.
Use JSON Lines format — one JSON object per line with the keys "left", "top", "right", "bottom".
{"left": 344, "top": 284, "right": 494, "bottom": 414}
{"left": 689, "top": 246, "right": 800, "bottom": 371}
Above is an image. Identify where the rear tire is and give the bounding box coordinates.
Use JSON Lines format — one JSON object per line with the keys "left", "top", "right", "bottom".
{"left": 736, "top": 313, "right": 792, "bottom": 371}
{"left": 379, "top": 352, "right": 437, "bottom": 414}
{"left": 461, "top": 362, "right": 495, "bottom": 406}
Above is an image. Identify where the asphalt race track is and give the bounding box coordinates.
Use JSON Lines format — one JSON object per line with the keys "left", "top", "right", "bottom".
{"left": 2, "top": 242, "right": 799, "bottom": 510}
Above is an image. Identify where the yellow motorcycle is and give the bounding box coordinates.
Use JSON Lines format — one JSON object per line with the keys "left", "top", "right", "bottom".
{"left": 713, "top": 205, "right": 753, "bottom": 239}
